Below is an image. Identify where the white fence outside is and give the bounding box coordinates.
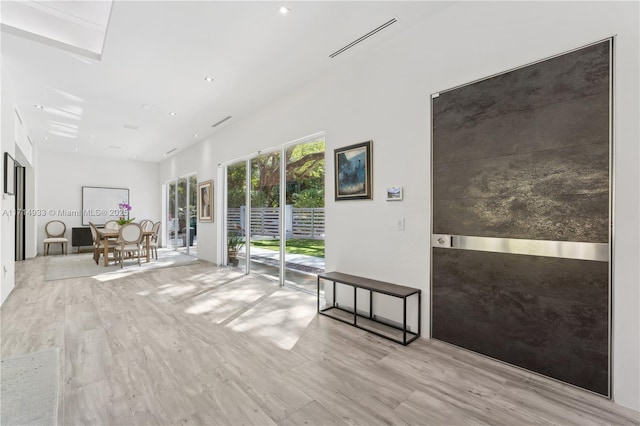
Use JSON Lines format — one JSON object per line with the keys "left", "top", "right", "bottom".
{"left": 227, "top": 206, "right": 324, "bottom": 240}
{"left": 292, "top": 208, "right": 325, "bottom": 240}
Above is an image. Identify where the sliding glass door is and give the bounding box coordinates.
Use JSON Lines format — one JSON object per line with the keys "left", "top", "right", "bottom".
{"left": 226, "top": 161, "right": 248, "bottom": 270}
{"left": 283, "top": 140, "right": 325, "bottom": 292}
{"left": 250, "top": 152, "right": 281, "bottom": 282}
{"left": 167, "top": 181, "right": 178, "bottom": 250}
{"left": 165, "top": 175, "right": 197, "bottom": 256}
{"left": 224, "top": 137, "right": 325, "bottom": 292}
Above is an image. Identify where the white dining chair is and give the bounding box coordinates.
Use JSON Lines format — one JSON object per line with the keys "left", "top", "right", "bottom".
{"left": 139, "top": 219, "right": 153, "bottom": 231}
{"left": 114, "top": 223, "right": 143, "bottom": 268}
{"left": 104, "top": 220, "right": 119, "bottom": 230}
{"left": 89, "top": 222, "right": 115, "bottom": 265}
{"left": 43, "top": 220, "right": 68, "bottom": 255}
{"left": 148, "top": 221, "right": 161, "bottom": 260}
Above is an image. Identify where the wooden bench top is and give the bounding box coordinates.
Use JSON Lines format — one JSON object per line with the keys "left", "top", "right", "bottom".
{"left": 318, "top": 271, "right": 420, "bottom": 298}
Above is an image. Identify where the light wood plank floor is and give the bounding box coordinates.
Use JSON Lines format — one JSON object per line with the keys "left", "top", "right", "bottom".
{"left": 2, "top": 256, "right": 639, "bottom": 425}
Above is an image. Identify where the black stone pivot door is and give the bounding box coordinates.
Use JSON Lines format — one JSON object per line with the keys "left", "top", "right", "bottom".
{"left": 431, "top": 40, "right": 611, "bottom": 396}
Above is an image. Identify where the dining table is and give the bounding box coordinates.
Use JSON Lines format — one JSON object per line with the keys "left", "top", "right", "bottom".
{"left": 96, "top": 228, "right": 155, "bottom": 267}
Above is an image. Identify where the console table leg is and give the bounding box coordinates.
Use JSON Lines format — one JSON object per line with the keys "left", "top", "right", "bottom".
{"left": 353, "top": 286, "right": 357, "bottom": 326}
{"left": 403, "top": 297, "right": 407, "bottom": 345}
{"left": 418, "top": 292, "right": 422, "bottom": 337}
{"left": 369, "top": 289, "right": 373, "bottom": 319}
{"left": 332, "top": 281, "right": 336, "bottom": 308}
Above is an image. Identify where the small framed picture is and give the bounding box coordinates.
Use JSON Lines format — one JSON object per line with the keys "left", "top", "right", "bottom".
{"left": 386, "top": 186, "right": 403, "bottom": 201}
{"left": 197, "top": 180, "right": 214, "bottom": 222}
{"left": 335, "top": 140, "right": 372, "bottom": 201}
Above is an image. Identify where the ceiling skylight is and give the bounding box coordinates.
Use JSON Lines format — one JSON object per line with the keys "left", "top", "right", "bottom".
{"left": 0, "top": 0, "right": 114, "bottom": 60}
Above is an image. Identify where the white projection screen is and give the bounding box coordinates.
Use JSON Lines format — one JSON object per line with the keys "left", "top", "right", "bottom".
{"left": 81, "top": 186, "right": 129, "bottom": 226}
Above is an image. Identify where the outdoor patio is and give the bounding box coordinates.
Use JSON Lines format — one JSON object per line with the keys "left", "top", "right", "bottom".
{"left": 234, "top": 246, "right": 324, "bottom": 294}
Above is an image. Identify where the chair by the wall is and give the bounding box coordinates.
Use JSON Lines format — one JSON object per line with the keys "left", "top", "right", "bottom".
{"left": 43, "top": 220, "right": 68, "bottom": 255}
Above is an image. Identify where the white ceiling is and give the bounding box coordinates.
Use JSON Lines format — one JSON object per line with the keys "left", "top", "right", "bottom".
{"left": 2, "top": 1, "right": 450, "bottom": 162}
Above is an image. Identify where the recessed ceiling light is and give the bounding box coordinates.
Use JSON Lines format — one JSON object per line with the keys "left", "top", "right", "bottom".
{"left": 43, "top": 136, "right": 49, "bottom": 140}
{"left": 204, "top": 76, "right": 214, "bottom": 82}
{"left": 194, "top": 134, "right": 199, "bottom": 138}
{"left": 34, "top": 104, "right": 44, "bottom": 109}
{"left": 278, "top": 6, "right": 291, "bottom": 15}
{"left": 169, "top": 112, "right": 177, "bottom": 116}
{"left": 75, "top": 148, "right": 79, "bottom": 152}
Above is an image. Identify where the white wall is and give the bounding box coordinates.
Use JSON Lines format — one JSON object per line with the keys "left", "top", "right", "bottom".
{"left": 13, "top": 113, "right": 38, "bottom": 260}
{"left": 161, "top": 2, "right": 639, "bottom": 410}
{"left": 1, "top": 66, "right": 39, "bottom": 304}
{"left": 0, "top": 60, "right": 17, "bottom": 304}
{"left": 35, "top": 151, "right": 161, "bottom": 255}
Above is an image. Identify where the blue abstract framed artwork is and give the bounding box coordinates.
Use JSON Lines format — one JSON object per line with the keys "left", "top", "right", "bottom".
{"left": 334, "top": 140, "right": 372, "bottom": 200}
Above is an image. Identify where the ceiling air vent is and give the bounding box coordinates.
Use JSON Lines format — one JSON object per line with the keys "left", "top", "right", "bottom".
{"left": 211, "top": 116, "right": 232, "bottom": 128}
{"left": 329, "top": 17, "right": 398, "bottom": 58}
{"left": 123, "top": 124, "right": 139, "bottom": 130}
{"left": 165, "top": 148, "right": 177, "bottom": 156}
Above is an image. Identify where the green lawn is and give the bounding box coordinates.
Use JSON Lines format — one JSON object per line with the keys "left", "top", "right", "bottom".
{"left": 251, "top": 239, "right": 325, "bottom": 258}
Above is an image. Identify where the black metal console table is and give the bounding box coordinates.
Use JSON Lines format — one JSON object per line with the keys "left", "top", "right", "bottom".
{"left": 317, "top": 271, "right": 421, "bottom": 345}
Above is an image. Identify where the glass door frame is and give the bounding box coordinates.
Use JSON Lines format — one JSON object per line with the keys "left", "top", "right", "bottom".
{"left": 221, "top": 132, "right": 325, "bottom": 288}
{"left": 223, "top": 153, "right": 286, "bottom": 285}
{"left": 164, "top": 172, "right": 197, "bottom": 256}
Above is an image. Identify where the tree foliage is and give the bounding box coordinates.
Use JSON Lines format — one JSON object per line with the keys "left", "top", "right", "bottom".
{"left": 226, "top": 140, "right": 325, "bottom": 209}
{"left": 227, "top": 163, "right": 247, "bottom": 208}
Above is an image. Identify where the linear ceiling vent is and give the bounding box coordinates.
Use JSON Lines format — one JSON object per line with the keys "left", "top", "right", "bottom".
{"left": 165, "top": 148, "right": 177, "bottom": 156}
{"left": 15, "top": 109, "right": 23, "bottom": 125}
{"left": 211, "top": 116, "right": 232, "bottom": 128}
{"left": 27, "top": 136, "right": 33, "bottom": 146}
{"left": 329, "top": 17, "right": 398, "bottom": 58}
{"left": 123, "top": 124, "right": 139, "bottom": 130}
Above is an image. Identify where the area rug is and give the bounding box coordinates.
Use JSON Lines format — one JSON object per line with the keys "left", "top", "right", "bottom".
{"left": 45, "top": 249, "right": 199, "bottom": 281}
{"left": 1, "top": 349, "right": 59, "bottom": 426}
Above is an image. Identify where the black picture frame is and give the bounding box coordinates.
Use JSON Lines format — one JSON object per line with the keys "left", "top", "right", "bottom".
{"left": 334, "top": 140, "right": 372, "bottom": 200}
{"left": 4, "top": 152, "right": 15, "bottom": 195}
{"left": 81, "top": 186, "right": 130, "bottom": 226}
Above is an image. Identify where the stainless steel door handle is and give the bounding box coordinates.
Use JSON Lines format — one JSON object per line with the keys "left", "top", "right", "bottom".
{"left": 432, "top": 234, "right": 451, "bottom": 247}
{"left": 431, "top": 234, "right": 608, "bottom": 262}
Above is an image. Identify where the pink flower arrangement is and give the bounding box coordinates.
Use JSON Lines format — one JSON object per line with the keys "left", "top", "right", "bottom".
{"left": 117, "top": 202, "right": 135, "bottom": 225}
